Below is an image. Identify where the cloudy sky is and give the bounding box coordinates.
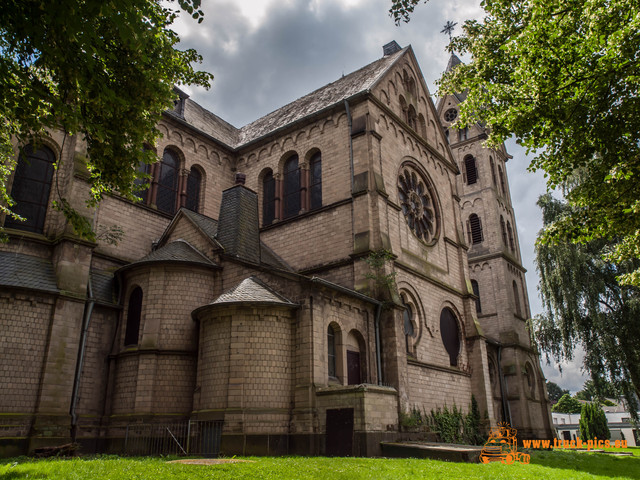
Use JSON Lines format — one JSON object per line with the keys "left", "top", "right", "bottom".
{"left": 172, "top": 0, "right": 587, "bottom": 392}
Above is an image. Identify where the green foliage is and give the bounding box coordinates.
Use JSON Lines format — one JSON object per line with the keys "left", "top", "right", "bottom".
{"left": 0, "top": 0, "right": 213, "bottom": 239}
{"left": 363, "top": 249, "right": 397, "bottom": 303}
{"left": 579, "top": 403, "right": 611, "bottom": 441}
{"left": 427, "top": 396, "right": 484, "bottom": 445}
{"left": 575, "top": 380, "right": 619, "bottom": 403}
{"left": 392, "top": 0, "right": 640, "bottom": 289}
{"left": 546, "top": 381, "right": 570, "bottom": 403}
{"left": 552, "top": 394, "right": 582, "bottom": 414}
{"left": 533, "top": 194, "right": 640, "bottom": 417}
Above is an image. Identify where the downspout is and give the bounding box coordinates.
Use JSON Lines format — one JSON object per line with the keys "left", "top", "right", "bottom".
{"left": 496, "top": 344, "right": 512, "bottom": 426}
{"left": 374, "top": 303, "right": 383, "bottom": 385}
{"left": 70, "top": 275, "right": 95, "bottom": 442}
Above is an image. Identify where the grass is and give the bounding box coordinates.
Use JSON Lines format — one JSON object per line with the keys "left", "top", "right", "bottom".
{"left": 0, "top": 450, "right": 639, "bottom": 480}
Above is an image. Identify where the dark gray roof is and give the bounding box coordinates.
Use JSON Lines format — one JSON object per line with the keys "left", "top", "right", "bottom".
{"left": 180, "top": 208, "right": 219, "bottom": 240}
{"left": 211, "top": 276, "right": 296, "bottom": 307}
{"left": 120, "top": 240, "right": 217, "bottom": 272}
{"left": 0, "top": 251, "right": 59, "bottom": 293}
{"left": 90, "top": 271, "right": 116, "bottom": 305}
{"left": 237, "top": 47, "right": 406, "bottom": 145}
{"left": 446, "top": 53, "right": 462, "bottom": 73}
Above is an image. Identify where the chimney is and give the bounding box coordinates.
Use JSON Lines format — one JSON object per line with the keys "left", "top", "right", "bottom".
{"left": 216, "top": 173, "right": 260, "bottom": 264}
{"left": 383, "top": 40, "right": 402, "bottom": 56}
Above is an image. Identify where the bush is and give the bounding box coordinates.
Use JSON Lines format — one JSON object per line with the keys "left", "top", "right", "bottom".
{"left": 579, "top": 402, "right": 610, "bottom": 441}
{"left": 552, "top": 394, "right": 583, "bottom": 413}
{"left": 427, "top": 396, "right": 484, "bottom": 445}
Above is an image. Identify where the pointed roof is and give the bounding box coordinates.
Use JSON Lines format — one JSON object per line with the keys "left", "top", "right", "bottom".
{"left": 118, "top": 239, "right": 218, "bottom": 273}
{"left": 210, "top": 276, "right": 297, "bottom": 307}
{"left": 445, "top": 53, "right": 462, "bottom": 73}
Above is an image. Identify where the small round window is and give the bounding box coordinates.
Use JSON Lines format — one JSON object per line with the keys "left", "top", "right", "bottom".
{"left": 397, "top": 166, "right": 439, "bottom": 245}
{"left": 444, "top": 108, "right": 458, "bottom": 122}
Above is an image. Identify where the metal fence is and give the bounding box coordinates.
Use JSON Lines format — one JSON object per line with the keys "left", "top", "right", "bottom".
{"left": 123, "top": 420, "right": 223, "bottom": 457}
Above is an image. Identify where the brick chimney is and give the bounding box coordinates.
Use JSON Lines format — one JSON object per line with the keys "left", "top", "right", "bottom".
{"left": 216, "top": 173, "right": 260, "bottom": 264}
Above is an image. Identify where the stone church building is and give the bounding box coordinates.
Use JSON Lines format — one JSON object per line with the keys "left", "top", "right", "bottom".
{"left": 0, "top": 41, "right": 553, "bottom": 456}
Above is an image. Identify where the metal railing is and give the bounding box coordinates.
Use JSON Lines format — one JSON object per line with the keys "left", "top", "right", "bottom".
{"left": 123, "top": 420, "right": 223, "bottom": 457}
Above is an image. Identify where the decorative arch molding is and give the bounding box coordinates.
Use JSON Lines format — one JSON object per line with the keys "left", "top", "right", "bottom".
{"left": 397, "top": 282, "right": 427, "bottom": 347}
{"left": 184, "top": 137, "right": 196, "bottom": 153}
{"left": 169, "top": 130, "right": 184, "bottom": 145}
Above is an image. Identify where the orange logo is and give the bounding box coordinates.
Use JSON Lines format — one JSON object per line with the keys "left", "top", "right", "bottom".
{"left": 479, "top": 422, "right": 530, "bottom": 465}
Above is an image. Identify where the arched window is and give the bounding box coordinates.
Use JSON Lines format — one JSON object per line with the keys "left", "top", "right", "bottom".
{"left": 500, "top": 216, "right": 507, "bottom": 246}
{"left": 309, "top": 152, "right": 322, "bottom": 210}
{"left": 283, "top": 154, "right": 300, "bottom": 219}
{"left": 513, "top": 280, "right": 522, "bottom": 317}
{"left": 467, "top": 213, "right": 483, "bottom": 244}
{"left": 498, "top": 165, "right": 506, "bottom": 196}
{"left": 458, "top": 127, "right": 468, "bottom": 142}
{"left": 156, "top": 148, "right": 180, "bottom": 215}
{"left": 490, "top": 156, "right": 497, "bottom": 186}
{"left": 464, "top": 156, "right": 478, "bottom": 185}
{"left": 262, "top": 169, "right": 276, "bottom": 226}
{"left": 524, "top": 363, "right": 536, "bottom": 398}
{"left": 346, "top": 330, "right": 365, "bottom": 385}
{"left": 407, "top": 105, "right": 417, "bottom": 131}
{"left": 327, "top": 324, "right": 337, "bottom": 378}
{"left": 440, "top": 308, "right": 461, "bottom": 366}
{"left": 134, "top": 160, "right": 150, "bottom": 204}
{"left": 5, "top": 144, "right": 55, "bottom": 234}
{"left": 402, "top": 295, "right": 416, "bottom": 354}
{"left": 507, "top": 221, "right": 515, "bottom": 252}
{"left": 445, "top": 129, "right": 450, "bottom": 143}
{"left": 399, "top": 96, "right": 408, "bottom": 123}
{"left": 185, "top": 166, "right": 202, "bottom": 212}
{"left": 124, "top": 287, "right": 143, "bottom": 346}
{"left": 418, "top": 114, "right": 427, "bottom": 137}
{"left": 471, "top": 279, "right": 481, "bottom": 313}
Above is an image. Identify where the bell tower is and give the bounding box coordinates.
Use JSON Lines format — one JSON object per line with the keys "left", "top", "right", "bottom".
{"left": 436, "top": 52, "right": 553, "bottom": 439}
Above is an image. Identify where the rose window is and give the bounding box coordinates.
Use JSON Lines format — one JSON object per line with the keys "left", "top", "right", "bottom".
{"left": 398, "top": 167, "right": 438, "bottom": 244}
{"left": 444, "top": 108, "right": 458, "bottom": 122}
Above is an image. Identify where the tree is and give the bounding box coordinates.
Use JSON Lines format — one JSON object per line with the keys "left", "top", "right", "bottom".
{"left": 1, "top": 0, "right": 213, "bottom": 239}
{"left": 579, "top": 403, "right": 610, "bottom": 441}
{"left": 390, "top": 0, "right": 640, "bottom": 289}
{"left": 534, "top": 194, "right": 640, "bottom": 417}
{"left": 546, "top": 381, "right": 570, "bottom": 404}
{"left": 574, "top": 380, "right": 619, "bottom": 402}
{"left": 552, "top": 394, "right": 582, "bottom": 414}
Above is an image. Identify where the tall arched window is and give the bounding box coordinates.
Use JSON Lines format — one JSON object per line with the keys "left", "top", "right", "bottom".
{"left": 498, "top": 165, "right": 506, "bottom": 196}
{"left": 283, "top": 154, "right": 300, "bottom": 219}
{"left": 407, "top": 105, "right": 417, "bottom": 131}
{"left": 262, "top": 169, "right": 276, "bottom": 226}
{"left": 471, "top": 280, "right": 481, "bottom": 313}
{"left": 134, "top": 160, "right": 150, "bottom": 204}
{"left": 440, "top": 308, "right": 461, "bottom": 366}
{"left": 401, "top": 295, "right": 416, "bottom": 354}
{"left": 124, "top": 287, "right": 143, "bottom": 346}
{"left": 467, "top": 213, "right": 483, "bottom": 244}
{"left": 513, "top": 280, "right": 522, "bottom": 317}
{"left": 507, "top": 221, "right": 515, "bottom": 252}
{"left": 464, "top": 155, "right": 478, "bottom": 185}
{"left": 500, "top": 216, "right": 507, "bottom": 246}
{"left": 309, "top": 152, "right": 322, "bottom": 210}
{"left": 185, "top": 166, "right": 202, "bottom": 212}
{"left": 327, "top": 324, "right": 337, "bottom": 378}
{"left": 157, "top": 149, "right": 180, "bottom": 215}
{"left": 458, "top": 127, "right": 468, "bottom": 142}
{"left": 490, "top": 157, "right": 497, "bottom": 186}
{"left": 5, "top": 144, "right": 56, "bottom": 234}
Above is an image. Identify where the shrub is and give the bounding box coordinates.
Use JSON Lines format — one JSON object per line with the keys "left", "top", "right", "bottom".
{"left": 579, "top": 402, "right": 610, "bottom": 441}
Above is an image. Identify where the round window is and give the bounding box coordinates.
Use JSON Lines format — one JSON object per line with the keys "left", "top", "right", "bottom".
{"left": 444, "top": 108, "right": 458, "bottom": 122}
{"left": 397, "top": 166, "right": 438, "bottom": 244}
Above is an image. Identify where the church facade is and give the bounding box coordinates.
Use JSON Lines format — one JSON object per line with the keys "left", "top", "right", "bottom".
{"left": 0, "top": 41, "right": 553, "bottom": 456}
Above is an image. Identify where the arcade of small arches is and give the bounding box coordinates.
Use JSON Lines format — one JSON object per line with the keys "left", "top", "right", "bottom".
{"left": 261, "top": 150, "right": 323, "bottom": 226}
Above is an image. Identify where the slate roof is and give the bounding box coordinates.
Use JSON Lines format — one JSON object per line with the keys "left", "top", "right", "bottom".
{"left": 90, "top": 271, "right": 117, "bottom": 305}
{"left": 211, "top": 276, "right": 296, "bottom": 307}
{"left": 119, "top": 239, "right": 217, "bottom": 272}
{"left": 167, "top": 47, "right": 407, "bottom": 149}
{"left": 180, "top": 208, "right": 219, "bottom": 241}
{"left": 237, "top": 47, "right": 407, "bottom": 145}
{"left": 0, "top": 251, "right": 59, "bottom": 293}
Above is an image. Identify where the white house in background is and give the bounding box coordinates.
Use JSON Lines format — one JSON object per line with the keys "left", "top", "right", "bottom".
{"left": 552, "top": 411, "right": 639, "bottom": 446}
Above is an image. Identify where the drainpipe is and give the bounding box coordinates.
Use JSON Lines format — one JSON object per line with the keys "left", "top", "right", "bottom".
{"left": 496, "top": 344, "right": 512, "bottom": 426}
{"left": 374, "top": 303, "right": 383, "bottom": 385}
{"left": 70, "top": 275, "right": 95, "bottom": 442}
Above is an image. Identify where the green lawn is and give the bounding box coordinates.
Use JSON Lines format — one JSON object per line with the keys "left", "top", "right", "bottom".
{"left": 1, "top": 451, "right": 639, "bottom": 480}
